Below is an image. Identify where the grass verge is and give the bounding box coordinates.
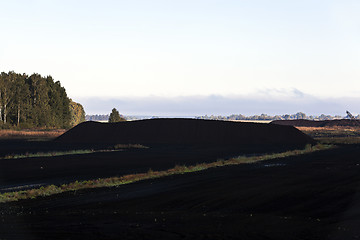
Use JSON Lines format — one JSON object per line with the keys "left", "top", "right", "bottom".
{"left": 2, "top": 144, "right": 149, "bottom": 159}
{"left": 3, "top": 150, "right": 95, "bottom": 159}
{"left": 0, "top": 143, "right": 332, "bottom": 203}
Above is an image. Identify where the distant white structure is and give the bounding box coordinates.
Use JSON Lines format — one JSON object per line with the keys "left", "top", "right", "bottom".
{"left": 346, "top": 111, "right": 356, "bottom": 120}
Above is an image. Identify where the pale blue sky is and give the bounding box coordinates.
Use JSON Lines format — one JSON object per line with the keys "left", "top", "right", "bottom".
{"left": 1, "top": 0, "right": 359, "bottom": 115}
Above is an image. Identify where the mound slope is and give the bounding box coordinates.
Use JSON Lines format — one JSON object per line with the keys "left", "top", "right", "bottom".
{"left": 56, "top": 118, "right": 315, "bottom": 146}
{"left": 271, "top": 119, "right": 360, "bottom": 128}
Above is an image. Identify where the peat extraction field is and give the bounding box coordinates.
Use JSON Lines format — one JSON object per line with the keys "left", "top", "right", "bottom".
{"left": 1, "top": 119, "right": 360, "bottom": 239}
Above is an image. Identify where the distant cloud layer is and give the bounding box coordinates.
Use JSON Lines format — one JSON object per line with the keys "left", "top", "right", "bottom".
{"left": 77, "top": 91, "right": 359, "bottom": 116}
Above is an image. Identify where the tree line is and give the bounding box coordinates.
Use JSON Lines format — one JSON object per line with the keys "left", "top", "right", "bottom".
{"left": 197, "top": 112, "right": 346, "bottom": 121}
{"left": 0, "top": 71, "right": 85, "bottom": 129}
{"left": 86, "top": 109, "right": 127, "bottom": 122}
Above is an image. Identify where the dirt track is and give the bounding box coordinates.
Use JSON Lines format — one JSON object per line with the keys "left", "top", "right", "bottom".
{"left": 1, "top": 144, "right": 360, "bottom": 239}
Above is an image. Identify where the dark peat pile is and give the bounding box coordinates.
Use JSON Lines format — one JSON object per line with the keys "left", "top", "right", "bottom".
{"left": 56, "top": 118, "right": 315, "bottom": 146}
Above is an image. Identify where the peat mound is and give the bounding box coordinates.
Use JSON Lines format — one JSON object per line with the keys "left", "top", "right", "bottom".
{"left": 271, "top": 119, "right": 360, "bottom": 128}
{"left": 55, "top": 118, "right": 315, "bottom": 146}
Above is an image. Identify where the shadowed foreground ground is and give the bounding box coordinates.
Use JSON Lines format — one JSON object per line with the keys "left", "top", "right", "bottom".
{"left": 1, "top": 144, "right": 360, "bottom": 239}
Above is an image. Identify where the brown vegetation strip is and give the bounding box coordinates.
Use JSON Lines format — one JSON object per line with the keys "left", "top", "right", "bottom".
{"left": 296, "top": 126, "right": 360, "bottom": 132}
{"left": 0, "top": 129, "right": 66, "bottom": 139}
{"left": 0, "top": 144, "right": 332, "bottom": 203}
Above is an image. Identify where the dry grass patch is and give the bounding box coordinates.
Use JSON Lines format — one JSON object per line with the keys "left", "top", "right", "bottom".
{"left": 0, "top": 129, "right": 66, "bottom": 139}
{"left": 297, "top": 126, "right": 360, "bottom": 144}
{"left": 296, "top": 126, "right": 360, "bottom": 132}
{"left": 113, "top": 144, "right": 149, "bottom": 149}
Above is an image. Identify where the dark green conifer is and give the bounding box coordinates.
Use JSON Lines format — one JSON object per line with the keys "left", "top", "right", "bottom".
{"left": 108, "top": 108, "right": 126, "bottom": 123}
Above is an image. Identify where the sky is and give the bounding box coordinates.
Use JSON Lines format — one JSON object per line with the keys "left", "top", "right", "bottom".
{"left": 1, "top": 0, "right": 359, "bottom": 115}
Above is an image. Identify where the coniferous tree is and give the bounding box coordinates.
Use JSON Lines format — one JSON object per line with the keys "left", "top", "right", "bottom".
{"left": 0, "top": 71, "right": 74, "bottom": 129}
{"left": 108, "top": 108, "right": 126, "bottom": 123}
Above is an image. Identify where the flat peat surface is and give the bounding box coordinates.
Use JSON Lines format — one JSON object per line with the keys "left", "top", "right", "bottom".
{"left": 0, "top": 140, "right": 296, "bottom": 192}
{"left": 0, "top": 118, "right": 314, "bottom": 191}
{"left": 1, "top": 144, "right": 360, "bottom": 239}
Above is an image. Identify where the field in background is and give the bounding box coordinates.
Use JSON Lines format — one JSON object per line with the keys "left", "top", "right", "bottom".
{"left": 297, "top": 126, "right": 360, "bottom": 144}
{"left": 231, "top": 120, "right": 272, "bottom": 123}
{"left": 0, "top": 129, "right": 66, "bottom": 140}
{"left": 1, "top": 124, "right": 358, "bottom": 142}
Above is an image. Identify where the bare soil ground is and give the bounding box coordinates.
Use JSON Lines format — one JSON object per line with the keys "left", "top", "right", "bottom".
{"left": 0, "top": 139, "right": 308, "bottom": 194}
{"left": 1, "top": 119, "right": 360, "bottom": 239}
{"left": 1, "top": 144, "right": 360, "bottom": 239}
{"left": 0, "top": 119, "right": 313, "bottom": 192}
